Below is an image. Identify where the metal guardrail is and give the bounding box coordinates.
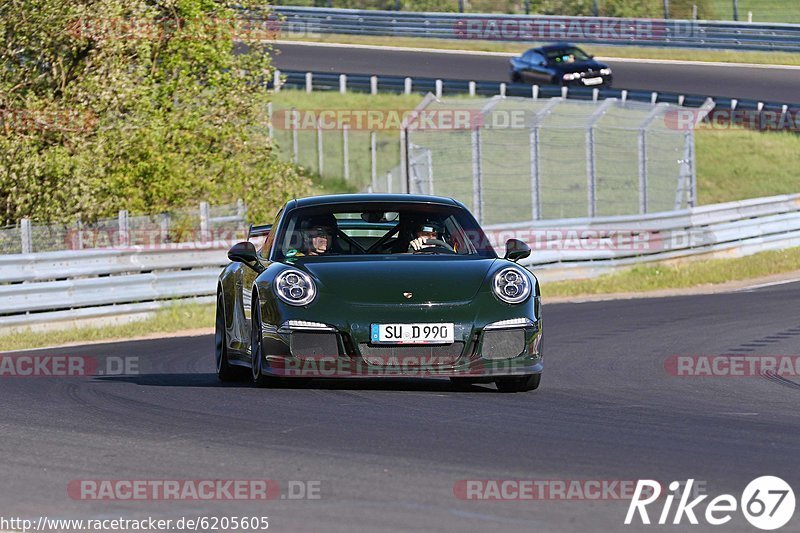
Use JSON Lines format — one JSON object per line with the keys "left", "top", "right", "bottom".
{"left": 273, "top": 69, "right": 800, "bottom": 119}
{"left": 1, "top": 194, "right": 798, "bottom": 330}
{"left": 273, "top": 6, "right": 800, "bottom": 52}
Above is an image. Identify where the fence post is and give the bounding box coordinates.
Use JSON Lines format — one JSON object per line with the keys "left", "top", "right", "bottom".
{"left": 291, "top": 108, "right": 298, "bottom": 164}
{"left": 370, "top": 130, "right": 377, "bottom": 191}
{"left": 342, "top": 123, "right": 350, "bottom": 181}
{"left": 387, "top": 171, "right": 393, "bottom": 193}
{"left": 426, "top": 149, "right": 434, "bottom": 195}
{"left": 317, "top": 122, "right": 324, "bottom": 175}
{"left": 733, "top": 0, "right": 739, "bottom": 21}
{"left": 663, "top": 0, "right": 670, "bottom": 18}
{"left": 471, "top": 126, "right": 482, "bottom": 224}
{"left": 273, "top": 69, "right": 281, "bottom": 93}
{"left": 687, "top": 130, "right": 697, "bottom": 207}
{"left": 339, "top": 74, "right": 347, "bottom": 94}
{"left": 305, "top": 72, "right": 313, "bottom": 93}
{"left": 267, "top": 102, "right": 273, "bottom": 139}
{"left": 199, "top": 202, "right": 209, "bottom": 243}
{"left": 118, "top": 209, "right": 129, "bottom": 247}
{"left": 20, "top": 218, "right": 32, "bottom": 254}
{"left": 638, "top": 128, "right": 648, "bottom": 214}
{"left": 585, "top": 99, "right": 614, "bottom": 218}
{"left": 160, "top": 213, "right": 170, "bottom": 244}
{"left": 75, "top": 218, "right": 84, "bottom": 250}
{"left": 529, "top": 127, "right": 541, "bottom": 221}
{"left": 400, "top": 127, "right": 409, "bottom": 193}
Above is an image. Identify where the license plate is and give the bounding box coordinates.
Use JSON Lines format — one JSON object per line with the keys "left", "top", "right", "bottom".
{"left": 371, "top": 323, "right": 454, "bottom": 344}
{"left": 583, "top": 77, "right": 603, "bottom": 86}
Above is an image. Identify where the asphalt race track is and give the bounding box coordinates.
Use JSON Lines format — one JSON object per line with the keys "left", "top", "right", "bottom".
{"left": 272, "top": 43, "right": 800, "bottom": 104}
{"left": 3, "top": 281, "right": 800, "bottom": 532}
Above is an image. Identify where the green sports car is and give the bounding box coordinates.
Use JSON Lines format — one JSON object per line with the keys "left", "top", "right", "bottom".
{"left": 215, "top": 194, "right": 542, "bottom": 392}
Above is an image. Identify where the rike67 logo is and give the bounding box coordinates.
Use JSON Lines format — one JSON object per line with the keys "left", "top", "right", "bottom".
{"left": 626, "top": 477, "right": 795, "bottom": 530}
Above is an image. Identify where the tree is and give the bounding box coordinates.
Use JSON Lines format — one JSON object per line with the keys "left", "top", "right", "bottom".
{"left": 0, "top": 0, "right": 309, "bottom": 225}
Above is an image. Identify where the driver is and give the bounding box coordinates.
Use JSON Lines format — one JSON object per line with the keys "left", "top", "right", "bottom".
{"left": 408, "top": 219, "right": 450, "bottom": 252}
{"left": 300, "top": 214, "right": 337, "bottom": 256}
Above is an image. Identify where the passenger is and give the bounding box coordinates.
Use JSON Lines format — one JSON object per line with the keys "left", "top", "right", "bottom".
{"left": 300, "top": 214, "right": 337, "bottom": 256}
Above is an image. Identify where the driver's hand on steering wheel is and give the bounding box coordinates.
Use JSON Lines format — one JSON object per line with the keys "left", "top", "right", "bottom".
{"left": 408, "top": 236, "right": 434, "bottom": 251}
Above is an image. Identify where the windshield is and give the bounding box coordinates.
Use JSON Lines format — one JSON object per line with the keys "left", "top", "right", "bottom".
{"left": 545, "top": 47, "right": 591, "bottom": 65}
{"left": 272, "top": 203, "right": 497, "bottom": 261}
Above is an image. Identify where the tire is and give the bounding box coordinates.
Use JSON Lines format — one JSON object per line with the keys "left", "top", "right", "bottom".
{"left": 250, "top": 295, "right": 278, "bottom": 388}
{"left": 511, "top": 72, "right": 522, "bottom": 83}
{"left": 494, "top": 374, "right": 541, "bottom": 393}
{"left": 215, "top": 292, "right": 241, "bottom": 382}
{"left": 449, "top": 377, "right": 474, "bottom": 387}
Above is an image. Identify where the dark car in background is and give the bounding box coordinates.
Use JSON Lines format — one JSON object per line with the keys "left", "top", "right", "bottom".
{"left": 510, "top": 43, "right": 613, "bottom": 87}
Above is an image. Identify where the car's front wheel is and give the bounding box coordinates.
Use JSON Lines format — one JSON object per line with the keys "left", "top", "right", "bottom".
{"left": 494, "top": 374, "right": 541, "bottom": 393}
{"left": 250, "top": 296, "right": 278, "bottom": 388}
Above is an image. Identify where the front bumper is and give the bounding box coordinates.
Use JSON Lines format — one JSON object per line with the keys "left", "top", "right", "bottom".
{"left": 258, "top": 318, "right": 543, "bottom": 379}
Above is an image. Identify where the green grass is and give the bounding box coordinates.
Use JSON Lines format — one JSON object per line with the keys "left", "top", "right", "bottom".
{"left": 0, "top": 302, "right": 214, "bottom": 352}
{"left": 544, "top": 246, "right": 800, "bottom": 297}
{"left": 707, "top": 0, "right": 800, "bottom": 23}
{"left": 696, "top": 127, "right": 800, "bottom": 204}
{"left": 280, "top": 33, "right": 800, "bottom": 66}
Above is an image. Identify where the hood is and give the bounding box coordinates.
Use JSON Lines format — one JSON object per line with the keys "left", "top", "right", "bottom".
{"left": 296, "top": 256, "right": 496, "bottom": 305}
{"left": 551, "top": 60, "right": 607, "bottom": 74}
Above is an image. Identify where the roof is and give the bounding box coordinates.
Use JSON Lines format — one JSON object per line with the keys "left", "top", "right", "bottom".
{"left": 291, "top": 193, "right": 460, "bottom": 209}
{"left": 534, "top": 42, "right": 580, "bottom": 52}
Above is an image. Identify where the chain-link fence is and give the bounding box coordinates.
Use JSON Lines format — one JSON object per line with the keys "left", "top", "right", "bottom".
{"left": 0, "top": 201, "right": 248, "bottom": 255}
{"left": 268, "top": 0, "right": 800, "bottom": 23}
{"left": 406, "top": 96, "right": 703, "bottom": 224}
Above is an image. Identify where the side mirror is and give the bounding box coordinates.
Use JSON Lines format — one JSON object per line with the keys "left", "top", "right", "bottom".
{"left": 504, "top": 238, "right": 531, "bottom": 262}
{"left": 228, "top": 241, "right": 264, "bottom": 272}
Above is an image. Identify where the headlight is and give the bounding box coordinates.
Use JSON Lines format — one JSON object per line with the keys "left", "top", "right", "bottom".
{"left": 275, "top": 269, "right": 316, "bottom": 306}
{"left": 562, "top": 72, "right": 581, "bottom": 81}
{"left": 600, "top": 68, "right": 612, "bottom": 75}
{"left": 492, "top": 267, "right": 531, "bottom": 304}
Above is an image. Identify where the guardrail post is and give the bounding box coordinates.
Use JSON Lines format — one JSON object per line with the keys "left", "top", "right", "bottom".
{"left": 592, "top": 88, "right": 599, "bottom": 102}
{"left": 471, "top": 126, "right": 483, "bottom": 224}
{"left": 469, "top": 81, "right": 476, "bottom": 97}
{"left": 529, "top": 126, "right": 541, "bottom": 221}
{"left": 404, "top": 77, "right": 412, "bottom": 95}
{"left": 678, "top": 95, "right": 685, "bottom": 106}
{"left": 273, "top": 69, "right": 281, "bottom": 93}
{"left": 651, "top": 92, "right": 658, "bottom": 104}
{"left": 370, "top": 130, "right": 377, "bottom": 192}
{"left": 342, "top": 124, "right": 350, "bottom": 181}
{"left": 621, "top": 90, "right": 628, "bottom": 103}
{"left": 20, "top": 218, "right": 32, "bottom": 254}
{"left": 499, "top": 83, "right": 506, "bottom": 97}
{"left": 370, "top": 75, "right": 378, "bottom": 95}
{"left": 435, "top": 79, "right": 443, "bottom": 98}
{"left": 291, "top": 108, "right": 298, "bottom": 164}
{"left": 199, "top": 202, "right": 209, "bottom": 243}
{"left": 118, "top": 210, "right": 129, "bottom": 247}
{"left": 561, "top": 86, "right": 568, "bottom": 99}
{"left": 305, "top": 72, "right": 313, "bottom": 93}
{"left": 339, "top": 74, "right": 347, "bottom": 94}
{"left": 317, "top": 122, "right": 324, "bottom": 175}
{"left": 532, "top": 85, "right": 539, "bottom": 100}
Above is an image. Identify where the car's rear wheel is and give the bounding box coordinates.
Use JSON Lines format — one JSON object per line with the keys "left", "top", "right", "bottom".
{"left": 494, "top": 374, "right": 541, "bottom": 393}
{"left": 215, "top": 292, "right": 241, "bottom": 382}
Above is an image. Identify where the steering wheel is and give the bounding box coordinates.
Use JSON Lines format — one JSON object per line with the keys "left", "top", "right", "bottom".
{"left": 410, "top": 238, "right": 456, "bottom": 254}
